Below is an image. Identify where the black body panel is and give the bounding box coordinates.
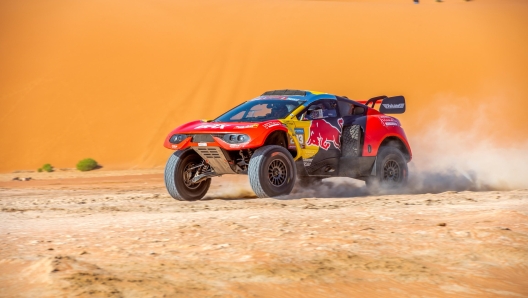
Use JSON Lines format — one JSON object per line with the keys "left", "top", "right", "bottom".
{"left": 338, "top": 156, "right": 376, "bottom": 178}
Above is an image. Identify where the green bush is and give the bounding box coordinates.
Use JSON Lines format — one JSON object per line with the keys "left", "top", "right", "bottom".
{"left": 76, "top": 158, "right": 99, "bottom": 171}
{"left": 39, "top": 163, "right": 54, "bottom": 172}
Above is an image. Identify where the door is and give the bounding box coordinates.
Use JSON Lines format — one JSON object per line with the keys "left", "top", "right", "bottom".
{"left": 294, "top": 99, "right": 343, "bottom": 176}
{"left": 336, "top": 97, "right": 374, "bottom": 178}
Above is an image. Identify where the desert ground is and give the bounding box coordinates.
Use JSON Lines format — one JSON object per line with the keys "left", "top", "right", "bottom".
{"left": 2, "top": 0, "right": 528, "bottom": 297}
{"left": 1, "top": 170, "right": 527, "bottom": 297}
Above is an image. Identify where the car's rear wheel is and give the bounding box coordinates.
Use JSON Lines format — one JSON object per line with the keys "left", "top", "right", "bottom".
{"left": 366, "top": 146, "right": 408, "bottom": 191}
{"left": 165, "top": 150, "right": 211, "bottom": 201}
{"left": 248, "top": 145, "right": 296, "bottom": 198}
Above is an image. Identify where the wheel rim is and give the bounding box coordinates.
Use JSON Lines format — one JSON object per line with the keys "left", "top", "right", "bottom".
{"left": 382, "top": 160, "right": 401, "bottom": 183}
{"left": 183, "top": 162, "right": 201, "bottom": 190}
{"left": 268, "top": 159, "right": 287, "bottom": 187}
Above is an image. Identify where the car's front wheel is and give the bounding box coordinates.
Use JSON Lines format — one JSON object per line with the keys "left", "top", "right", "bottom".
{"left": 248, "top": 145, "right": 297, "bottom": 198}
{"left": 165, "top": 150, "right": 211, "bottom": 201}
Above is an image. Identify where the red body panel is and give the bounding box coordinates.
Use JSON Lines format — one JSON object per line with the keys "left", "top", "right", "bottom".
{"left": 163, "top": 120, "right": 288, "bottom": 151}
{"left": 363, "top": 108, "right": 412, "bottom": 160}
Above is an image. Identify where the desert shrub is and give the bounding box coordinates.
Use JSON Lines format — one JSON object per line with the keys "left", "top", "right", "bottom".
{"left": 40, "top": 164, "right": 54, "bottom": 172}
{"left": 38, "top": 168, "right": 43, "bottom": 172}
{"left": 76, "top": 158, "right": 99, "bottom": 171}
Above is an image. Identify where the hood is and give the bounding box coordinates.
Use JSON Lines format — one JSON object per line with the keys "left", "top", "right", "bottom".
{"left": 171, "top": 120, "right": 280, "bottom": 134}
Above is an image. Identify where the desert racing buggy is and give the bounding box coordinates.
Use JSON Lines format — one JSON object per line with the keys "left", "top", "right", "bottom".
{"left": 163, "top": 90, "right": 412, "bottom": 200}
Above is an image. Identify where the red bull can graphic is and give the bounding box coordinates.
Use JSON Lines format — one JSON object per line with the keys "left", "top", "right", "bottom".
{"left": 306, "top": 118, "right": 344, "bottom": 150}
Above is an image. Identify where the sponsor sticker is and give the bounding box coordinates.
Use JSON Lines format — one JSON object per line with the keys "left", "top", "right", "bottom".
{"left": 262, "top": 122, "right": 281, "bottom": 129}
{"left": 253, "top": 96, "right": 287, "bottom": 100}
{"left": 306, "top": 119, "right": 343, "bottom": 150}
{"left": 303, "top": 159, "right": 313, "bottom": 167}
{"left": 198, "top": 143, "right": 208, "bottom": 147}
{"left": 234, "top": 124, "right": 259, "bottom": 129}
{"left": 253, "top": 95, "right": 302, "bottom": 101}
{"left": 195, "top": 124, "right": 227, "bottom": 129}
{"left": 380, "top": 116, "right": 400, "bottom": 127}
{"left": 382, "top": 103, "right": 405, "bottom": 109}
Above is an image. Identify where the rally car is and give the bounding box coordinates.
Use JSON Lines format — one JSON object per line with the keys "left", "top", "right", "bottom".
{"left": 163, "top": 89, "right": 412, "bottom": 200}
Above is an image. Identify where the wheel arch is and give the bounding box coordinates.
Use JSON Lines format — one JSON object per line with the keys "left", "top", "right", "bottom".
{"left": 263, "top": 130, "right": 289, "bottom": 149}
{"left": 379, "top": 136, "right": 411, "bottom": 162}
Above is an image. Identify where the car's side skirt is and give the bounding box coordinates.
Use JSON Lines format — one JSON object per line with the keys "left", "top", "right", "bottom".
{"left": 337, "top": 156, "right": 376, "bottom": 179}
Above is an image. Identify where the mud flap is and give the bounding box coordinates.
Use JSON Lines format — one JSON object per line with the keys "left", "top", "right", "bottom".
{"left": 370, "top": 157, "right": 377, "bottom": 176}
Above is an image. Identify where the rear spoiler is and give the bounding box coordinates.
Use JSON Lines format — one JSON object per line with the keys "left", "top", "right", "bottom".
{"left": 357, "top": 95, "right": 406, "bottom": 114}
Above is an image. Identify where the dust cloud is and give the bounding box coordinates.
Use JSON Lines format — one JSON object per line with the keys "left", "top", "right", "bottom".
{"left": 204, "top": 180, "right": 257, "bottom": 200}
{"left": 284, "top": 178, "right": 368, "bottom": 200}
{"left": 408, "top": 101, "right": 528, "bottom": 192}
{"left": 284, "top": 102, "right": 528, "bottom": 199}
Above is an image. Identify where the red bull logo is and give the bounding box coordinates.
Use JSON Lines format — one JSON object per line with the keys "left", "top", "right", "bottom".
{"left": 306, "top": 118, "right": 343, "bottom": 150}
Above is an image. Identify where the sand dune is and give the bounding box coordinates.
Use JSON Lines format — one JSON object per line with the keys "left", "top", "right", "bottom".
{"left": 1, "top": 0, "right": 527, "bottom": 173}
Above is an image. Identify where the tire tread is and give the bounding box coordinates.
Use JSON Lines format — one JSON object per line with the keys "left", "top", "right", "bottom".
{"left": 248, "top": 145, "right": 296, "bottom": 198}
{"left": 164, "top": 150, "right": 211, "bottom": 201}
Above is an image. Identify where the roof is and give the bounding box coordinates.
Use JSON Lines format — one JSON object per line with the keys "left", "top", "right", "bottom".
{"left": 256, "top": 89, "right": 338, "bottom": 104}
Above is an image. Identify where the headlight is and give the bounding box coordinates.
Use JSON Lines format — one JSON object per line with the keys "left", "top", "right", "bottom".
{"left": 223, "top": 134, "right": 249, "bottom": 144}
{"left": 169, "top": 134, "right": 187, "bottom": 144}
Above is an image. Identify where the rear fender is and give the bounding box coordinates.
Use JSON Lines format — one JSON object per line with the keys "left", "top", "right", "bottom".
{"left": 367, "top": 134, "right": 412, "bottom": 162}
{"left": 363, "top": 111, "right": 412, "bottom": 161}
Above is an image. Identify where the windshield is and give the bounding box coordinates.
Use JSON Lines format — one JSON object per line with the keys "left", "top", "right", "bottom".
{"left": 215, "top": 99, "right": 304, "bottom": 122}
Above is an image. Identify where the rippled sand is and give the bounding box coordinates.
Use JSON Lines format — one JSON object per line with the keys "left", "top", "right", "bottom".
{"left": 1, "top": 170, "right": 527, "bottom": 297}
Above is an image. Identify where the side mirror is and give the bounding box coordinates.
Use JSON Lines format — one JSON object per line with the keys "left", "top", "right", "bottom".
{"left": 352, "top": 107, "right": 365, "bottom": 115}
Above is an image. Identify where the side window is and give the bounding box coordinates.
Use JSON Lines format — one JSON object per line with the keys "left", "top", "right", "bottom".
{"left": 324, "top": 100, "right": 338, "bottom": 118}
{"left": 337, "top": 100, "right": 353, "bottom": 116}
{"left": 297, "top": 100, "right": 338, "bottom": 120}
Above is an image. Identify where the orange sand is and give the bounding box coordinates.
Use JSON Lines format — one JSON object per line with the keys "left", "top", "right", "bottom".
{"left": 1, "top": 0, "right": 527, "bottom": 172}
{"left": 1, "top": 172, "right": 527, "bottom": 297}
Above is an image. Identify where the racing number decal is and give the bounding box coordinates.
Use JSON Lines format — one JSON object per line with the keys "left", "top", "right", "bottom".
{"left": 295, "top": 128, "right": 305, "bottom": 148}
{"left": 288, "top": 128, "right": 306, "bottom": 149}
{"left": 297, "top": 134, "right": 304, "bottom": 146}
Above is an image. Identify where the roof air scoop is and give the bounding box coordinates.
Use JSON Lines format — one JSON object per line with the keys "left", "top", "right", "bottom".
{"left": 262, "top": 89, "right": 307, "bottom": 96}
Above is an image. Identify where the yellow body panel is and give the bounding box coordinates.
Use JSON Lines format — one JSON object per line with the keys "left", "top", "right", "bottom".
{"left": 280, "top": 108, "right": 320, "bottom": 161}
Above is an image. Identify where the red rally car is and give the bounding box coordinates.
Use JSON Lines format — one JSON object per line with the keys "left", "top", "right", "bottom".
{"left": 163, "top": 90, "right": 412, "bottom": 200}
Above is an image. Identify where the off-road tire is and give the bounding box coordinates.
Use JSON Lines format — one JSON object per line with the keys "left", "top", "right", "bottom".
{"left": 366, "top": 146, "right": 408, "bottom": 191}
{"left": 165, "top": 150, "right": 211, "bottom": 201}
{"left": 342, "top": 125, "right": 361, "bottom": 157}
{"left": 248, "top": 145, "right": 296, "bottom": 198}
